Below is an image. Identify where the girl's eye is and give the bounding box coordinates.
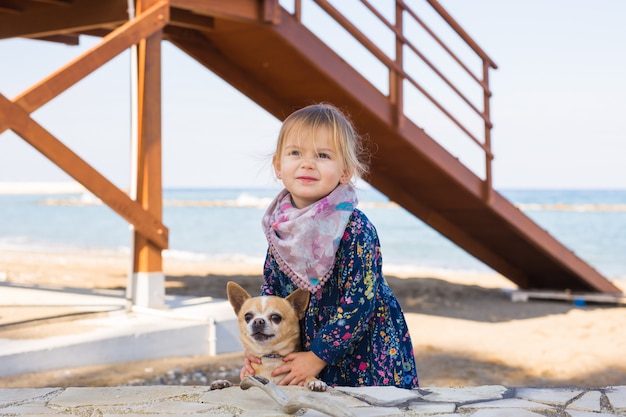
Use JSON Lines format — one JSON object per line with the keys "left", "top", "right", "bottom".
{"left": 317, "top": 152, "right": 330, "bottom": 159}
{"left": 288, "top": 150, "right": 300, "bottom": 156}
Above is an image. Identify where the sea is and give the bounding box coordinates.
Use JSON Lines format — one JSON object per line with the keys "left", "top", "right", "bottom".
{"left": 1, "top": 185, "right": 625, "bottom": 281}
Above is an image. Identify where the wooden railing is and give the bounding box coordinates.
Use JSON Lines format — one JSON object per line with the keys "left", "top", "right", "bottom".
{"left": 285, "top": 0, "right": 498, "bottom": 199}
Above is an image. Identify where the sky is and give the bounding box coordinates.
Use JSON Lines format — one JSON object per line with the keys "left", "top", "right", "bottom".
{"left": 0, "top": 0, "right": 624, "bottom": 190}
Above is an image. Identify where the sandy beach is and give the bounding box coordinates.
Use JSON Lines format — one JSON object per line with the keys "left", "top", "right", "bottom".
{"left": 1, "top": 248, "right": 625, "bottom": 388}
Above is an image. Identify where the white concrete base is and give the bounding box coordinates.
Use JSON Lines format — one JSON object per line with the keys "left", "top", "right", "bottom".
{"left": 0, "top": 285, "right": 242, "bottom": 378}
{"left": 129, "top": 271, "right": 166, "bottom": 309}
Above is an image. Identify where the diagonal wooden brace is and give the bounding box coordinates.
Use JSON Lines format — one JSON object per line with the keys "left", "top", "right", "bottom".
{"left": 2, "top": 0, "right": 169, "bottom": 125}
{"left": 0, "top": 1, "right": 170, "bottom": 249}
{"left": 0, "top": 93, "right": 169, "bottom": 249}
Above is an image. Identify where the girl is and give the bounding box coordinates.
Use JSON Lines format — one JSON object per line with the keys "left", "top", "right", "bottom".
{"left": 252, "top": 103, "right": 419, "bottom": 389}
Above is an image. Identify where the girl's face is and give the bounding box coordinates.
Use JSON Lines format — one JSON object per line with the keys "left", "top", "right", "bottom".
{"left": 275, "top": 126, "right": 350, "bottom": 208}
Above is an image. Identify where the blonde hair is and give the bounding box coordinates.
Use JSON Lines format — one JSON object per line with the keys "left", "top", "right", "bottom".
{"left": 273, "top": 103, "right": 369, "bottom": 182}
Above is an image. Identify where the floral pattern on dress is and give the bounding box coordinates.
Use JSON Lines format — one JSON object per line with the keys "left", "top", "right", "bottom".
{"left": 262, "top": 209, "right": 419, "bottom": 389}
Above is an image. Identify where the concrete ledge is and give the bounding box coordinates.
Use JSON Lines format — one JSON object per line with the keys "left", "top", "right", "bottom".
{"left": 0, "top": 385, "right": 624, "bottom": 416}
{"left": 0, "top": 284, "right": 241, "bottom": 377}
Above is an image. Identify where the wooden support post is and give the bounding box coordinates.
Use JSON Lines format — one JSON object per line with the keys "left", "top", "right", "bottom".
{"left": 129, "top": 0, "right": 165, "bottom": 309}
{"left": 483, "top": 60, "right": 494, "bottom": 203}
{"left": 389, "top": 1, "right": 404, "bottom": 129}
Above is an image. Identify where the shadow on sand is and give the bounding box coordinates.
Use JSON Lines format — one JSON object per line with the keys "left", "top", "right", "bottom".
{"left": 163, "top": 273, "right": 614, "bottom": 323}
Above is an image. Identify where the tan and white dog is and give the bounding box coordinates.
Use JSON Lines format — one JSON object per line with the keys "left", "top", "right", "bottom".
{"left": 216, "top": 281, "right": 326, "bottom": 392}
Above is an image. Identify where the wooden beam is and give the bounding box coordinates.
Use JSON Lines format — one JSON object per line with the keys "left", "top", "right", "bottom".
{"left": 369, "top": 172, "right": 531, "bottom": 287}
{"left": 0, "top": 92, "right": 169, "bottom": 249}
{"left": 0, "top": 1, "right": 171, "bottom": 253}
{"left": 510, "top": 290, "right": 626, "bottom": 306}
{"left": 489, "top": 192, "right": 623, "bottom": 294}
{"left": 34, "top": 0, "right": 73, "bottom": 5}
{"left": 0, "top": 0, "right": 128, "bottom": 39}
{"left": 0, "top": 5, "right": 22, "bottom": 14}
{"left": 169, "top": 0, "right": 279, "bottom": 24}
{"left": 131, "top": 0, "right": 165, "bottom": 274}
{"left": 28, "top": 34, "right": 80, "bottom": 45}
{"left": 5, "top": 1, "right": 169, "bottom": 119}
{"left": 169, "top": 7, "right": 214, "bottom": 31}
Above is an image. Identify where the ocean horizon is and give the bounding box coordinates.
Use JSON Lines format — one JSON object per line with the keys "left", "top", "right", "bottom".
{"left": 1, "top": 182, "right": 625, "bottom": 281}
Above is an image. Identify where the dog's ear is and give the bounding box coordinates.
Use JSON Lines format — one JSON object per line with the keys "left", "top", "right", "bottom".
{"left": 286, "top": 289, "right": 310, "bottom": 320}
{"left": 226, "top": 281, "right": 250, "bottom": 315}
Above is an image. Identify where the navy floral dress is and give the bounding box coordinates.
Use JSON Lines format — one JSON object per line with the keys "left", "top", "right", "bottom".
{"left": 261, "top": 209, "right": 419, "bottom": 389}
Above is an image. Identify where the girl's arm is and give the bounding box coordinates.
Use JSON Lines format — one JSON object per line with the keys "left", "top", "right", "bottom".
{"left": 272, "top": 351, "right": 327, "bottom": 386}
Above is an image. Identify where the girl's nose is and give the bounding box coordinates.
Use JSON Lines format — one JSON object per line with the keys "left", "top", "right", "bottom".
{"left": 300, "top": 156, "right": 315, "bottom": 168}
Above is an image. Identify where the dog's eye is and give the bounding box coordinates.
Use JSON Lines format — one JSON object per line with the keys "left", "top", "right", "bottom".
{"left": 244, "top": 313, "right": 253, "bottom": 323}
{"left": 270, "top": 314, "right": 282, "bottom": 324}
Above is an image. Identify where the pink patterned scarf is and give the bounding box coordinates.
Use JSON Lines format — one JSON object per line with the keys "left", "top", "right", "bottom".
{"left": 262, "top": 184, "right": 357, "bottom": 292}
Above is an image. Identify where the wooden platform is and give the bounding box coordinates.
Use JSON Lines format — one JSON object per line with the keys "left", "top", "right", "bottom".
{"left": 509, "top": 290, "right": 626, "bottom": 306}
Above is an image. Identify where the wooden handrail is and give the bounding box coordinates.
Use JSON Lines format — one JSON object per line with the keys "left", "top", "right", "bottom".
{"left": 291, "top": 0, "right": 497, "bottom": 197}
{"left": 400, "top": 4, "right": 492, "bottom": 96}
{"left": 360, "top": 0, "right": 490, "bottom": 125}
{"left": 425, "top": 0, "right": 498, "bottom": 69}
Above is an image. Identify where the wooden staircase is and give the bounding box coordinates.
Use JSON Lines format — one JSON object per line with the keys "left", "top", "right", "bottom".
{"left": 0, "top": 0, "right": 621, "bottom": 294}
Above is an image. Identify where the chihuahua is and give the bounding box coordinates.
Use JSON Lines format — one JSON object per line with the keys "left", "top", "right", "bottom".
{"left": 212, "top": 281, "right": 326, "bottom": 392}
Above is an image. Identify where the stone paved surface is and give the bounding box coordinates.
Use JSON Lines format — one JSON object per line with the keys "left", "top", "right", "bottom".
{"left": 0, "top": 385, "right": 624, "bottom": 416}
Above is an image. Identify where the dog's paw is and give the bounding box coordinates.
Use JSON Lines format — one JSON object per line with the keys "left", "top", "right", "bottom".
{"left": 306, "top": 378, "right": 327, "bottom": 392}
{"left": 209, "top": 379, "right": 233, "bottom": 390}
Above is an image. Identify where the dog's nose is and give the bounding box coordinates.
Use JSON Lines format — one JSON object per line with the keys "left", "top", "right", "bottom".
{"left": 252, "top": 318, "right": 266, "bottom": 332}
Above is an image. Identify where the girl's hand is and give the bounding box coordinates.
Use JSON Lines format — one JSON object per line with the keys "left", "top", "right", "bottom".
{"left": 271, "top": 351, "right": 326, "bottom": 386}
{"left": 240, "top": 349, "right": 262, "bottom": 380}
